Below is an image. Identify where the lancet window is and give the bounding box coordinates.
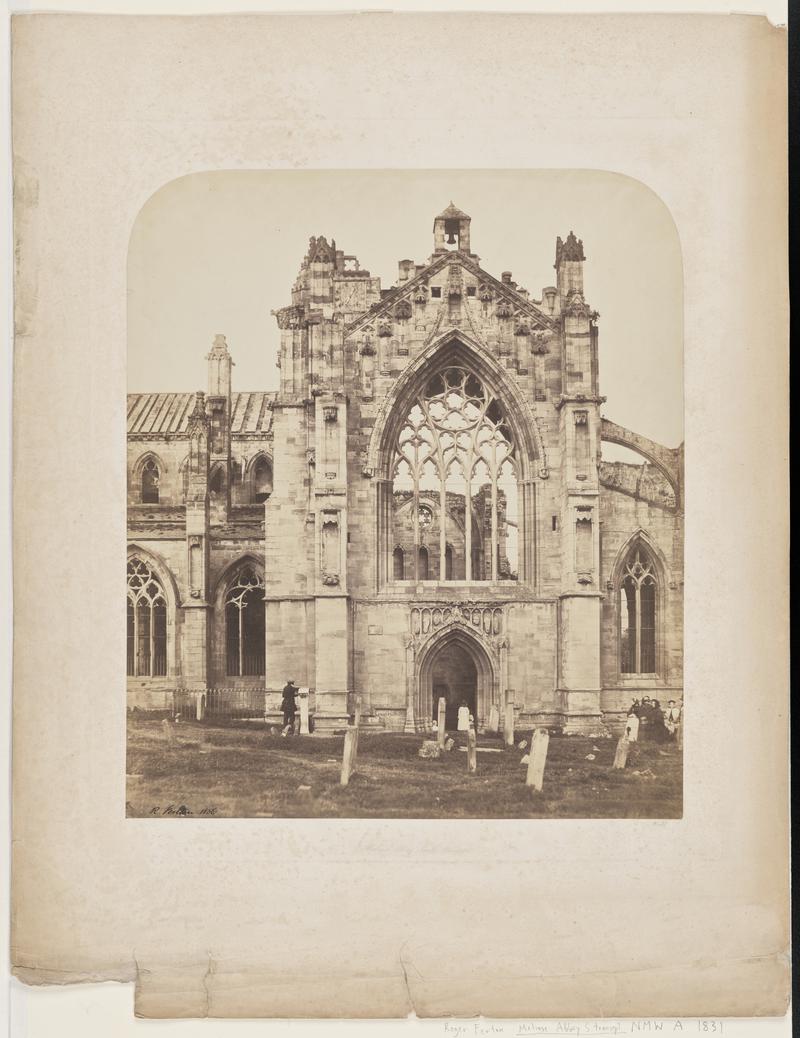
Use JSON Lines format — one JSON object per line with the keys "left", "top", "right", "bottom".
{"left": 141, "top": 458, "right": 160, "bottom": 504}
{"left": 619, "top": 547, "right": 657, "bottom": 674}
{"left": 225, "top": 566, "right": 266, "bottom": 677}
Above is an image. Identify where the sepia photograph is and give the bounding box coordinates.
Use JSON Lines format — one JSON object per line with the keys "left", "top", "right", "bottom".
{"left": 125, "top": 170, "right": 684, "bottom": 819}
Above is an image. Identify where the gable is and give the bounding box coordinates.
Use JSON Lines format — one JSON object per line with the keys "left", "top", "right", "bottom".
{"left": 345, "top": 253, "right": 556, "bottom": 336}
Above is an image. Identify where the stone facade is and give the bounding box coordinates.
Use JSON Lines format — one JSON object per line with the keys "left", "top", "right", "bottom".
{"left": 127, "top": 205, "right": 683, "bottom": 733}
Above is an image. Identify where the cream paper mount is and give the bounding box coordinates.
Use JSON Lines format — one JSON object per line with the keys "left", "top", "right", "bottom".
{"left": 11, "top": 12, "right": 789, "bottom": 1019}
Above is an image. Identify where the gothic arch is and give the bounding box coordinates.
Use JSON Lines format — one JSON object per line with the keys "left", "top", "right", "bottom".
{"left": 126, "top": 543, "right": 181, "bottom": 610}
{"left": 131, "top": 450, "right": 166, "bottom": 481}
{"left": 211, "top": 555, "right": 266, "bottom": 682}
{"left": 609, "top": 528, "right": 669, "bottom": 589}
{"left": 244, "top": 451, "right": 274, "bottom": 503}
{"left": 126, "top": 543, "right": 180, "bottom": 679}
{"left": 366, "top": 329, "right": 548, "bottom": 480}
{"left": 131, "top": 450, "right": 166, "bottom": 503}
{"left": 416, "top": 621, "right": 499, "bottom": 729}
{"left": 608, "top": 530, "right": 668, "bottom": 679}
{"left": 211, "top": 552, "right": 265, "bottom": 602}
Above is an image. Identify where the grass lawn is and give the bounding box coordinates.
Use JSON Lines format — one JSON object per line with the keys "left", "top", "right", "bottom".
{"left": 127, "top": 718, "right": 682, "bottom": 819}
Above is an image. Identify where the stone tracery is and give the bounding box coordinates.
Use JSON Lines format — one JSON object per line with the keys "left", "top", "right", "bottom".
{"left": 390, "top": 365, "right": 519, "bottom": 582}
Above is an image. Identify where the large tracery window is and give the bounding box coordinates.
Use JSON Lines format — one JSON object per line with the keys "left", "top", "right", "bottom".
{"left": 620, "top": 547, "right": 657, "bottom": 674}
{"left": 390, "top": 366, "right": 518, "bottom": 582}
{"left": 225, "top": 566, "right": 266, "bottom": 676}
{"left": 127, "top": 557, "right": 167, "bottom": 677}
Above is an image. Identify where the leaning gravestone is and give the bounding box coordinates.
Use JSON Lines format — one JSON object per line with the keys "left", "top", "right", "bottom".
{"left": 613, "top": 734, "right": 631, "bottom": 770}
{"left": 161, "top": 718, "right": 176, "bottom": 748}
{"left": 467, "top": 727, "right": 478, "bottom": 774}
{"left": 340, "top": 728, "right": 359, "bottom": 786}
{"left": 526, "top": 728, "right": 550, "bottom": 792}
{"left": 503, "top": 702, "right": 515, "bottom": 747}
{"left": 488, "top": 704, "right": 500, "bottom": 734}
{"left": 436, "top": 696, "right": 446, "bottom": 748}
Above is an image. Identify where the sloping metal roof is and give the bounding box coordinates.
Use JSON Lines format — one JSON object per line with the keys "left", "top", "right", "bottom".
{"left": 127, "top": 392, "right": 275, "bottom": 436}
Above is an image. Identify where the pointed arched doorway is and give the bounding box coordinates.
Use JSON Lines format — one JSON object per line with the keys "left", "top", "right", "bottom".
{"left": 417, "top": 626, "right": 496, "bottom": 732}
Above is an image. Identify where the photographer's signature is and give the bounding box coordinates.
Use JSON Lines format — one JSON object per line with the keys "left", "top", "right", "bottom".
{"left": 127, "top": 802, "right": 217, "bottom": 817}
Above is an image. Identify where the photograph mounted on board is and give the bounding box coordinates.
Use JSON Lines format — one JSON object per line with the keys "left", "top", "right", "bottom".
{"left": 125, "top": 170, "right": 684, "bottom": 820}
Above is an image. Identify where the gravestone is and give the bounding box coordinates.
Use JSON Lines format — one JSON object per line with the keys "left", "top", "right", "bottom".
{"left": 467, "top": 727, "right": 477, "bottom": 774}
{"left": 298, "top": 687, "right": 310, "bottom": 735}
{"left": 526, "top": 728, "right": 550, "bottom": 792}
{"left": 625, "top": 714, "right": 640, "bottom": 742}
{"left": 503, "top": 703, "right": 515, "bottom": 747}
{"left": 161, "top": 718, "right": 176, "bottom": 748}
{"left": 488, "top": 704, "right": 500, "bottom": 733}
{"left": 613, "top": 734, "right": 631, "bottom": 770}
{"left": 340, "top": 728, "right": 359, "bottom": 786}
{"left": 195, "top": 693, "right": 206, "bottom": 722}
{"left": 437, "top": 696, "right": 447, "bottom": 748}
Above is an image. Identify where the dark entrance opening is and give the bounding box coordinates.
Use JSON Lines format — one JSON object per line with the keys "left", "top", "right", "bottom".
{"left": 430, "top": 642, "right": 478, "bottom": 731}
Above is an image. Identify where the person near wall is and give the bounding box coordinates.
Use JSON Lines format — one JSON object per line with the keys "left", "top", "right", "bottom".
{"left": 281, "top": 680, "right": 298, "bottom": 736}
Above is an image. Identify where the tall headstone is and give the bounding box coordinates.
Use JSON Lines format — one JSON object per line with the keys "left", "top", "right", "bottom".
{"left": 195, "top": 692, "right": 206, "bottom": 722}
{"left": 526, "top": 728, "right": 550, "bottom": 792}
{"left": 340, "top": 728, "right": 358, "bottom": 786}
{"left": 298, "top": 687, "right": 310, "bottom": 735}
{"left": 504, "top": 702, "right": 515, "bottom": 747}
{"left": 613, "top": 734, "right": 630, "bottom": 770}
{"left": 467, "top": 727, "right": 477, "bottom": 774}
{"left": 437, "top": 696, "right": 446, "bottom": 748}
{"left": 161, "top": 718, "right": 176, "bottom": 748}
{"left": 488, "top": 704, "right": 500, "bottom": 734}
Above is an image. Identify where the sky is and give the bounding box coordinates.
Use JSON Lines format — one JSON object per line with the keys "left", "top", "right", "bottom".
{"left": 127, "top": 170, "right": 683, "bottom": 449}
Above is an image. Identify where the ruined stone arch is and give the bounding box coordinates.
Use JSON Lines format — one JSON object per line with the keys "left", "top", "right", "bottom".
{"left": 601, "top": 418, "right": 682, "bottom": 509}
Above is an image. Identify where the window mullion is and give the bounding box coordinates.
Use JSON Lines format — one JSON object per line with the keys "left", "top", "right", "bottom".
{"left": 412, "top": 462, "right": 420, "bottom": 582}
{"left": 239, "top": 603, "right": 244, "bottom": 676}
{"left": 465, "top": 454, "right": 473, "bottom": 581}
{"left": 148, "top": 600, "right": 155, "bottom": 678}
{"left": 634, "top": 581, "right": 642, "bottom": 674}
{"left": 438, "top": 464, "right": 447, "bottom": 581}
{"left": 490, "top": 457, "right": 499, "bottom": 582}
{"left": 133, "top": 597, "right": 139, "bottom": 677}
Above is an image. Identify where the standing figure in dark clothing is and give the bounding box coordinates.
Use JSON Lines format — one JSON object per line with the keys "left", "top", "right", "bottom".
{"left": 650, "top": 699, "right": 668, "bottom": 742}
{"left": 281, "top": 680, "right": 298, "bottom": 736}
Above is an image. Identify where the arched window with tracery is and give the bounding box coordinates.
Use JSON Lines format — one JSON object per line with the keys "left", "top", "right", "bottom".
{"left": 619, "top": 546, "right": 657, "bottom": 674}
{"left": 389, "top": 366, "right": 518, "bottom": 582}
{"left": 141, "top": 458, "right": 160, "bottom": 504}
{"left": 225, "top": 566, "right": 265, "bottom": 676}
{"left": 127, "top": 557, "right": 167, "bottom": 677}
